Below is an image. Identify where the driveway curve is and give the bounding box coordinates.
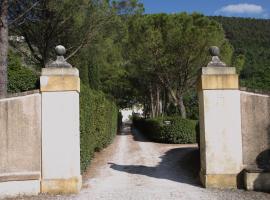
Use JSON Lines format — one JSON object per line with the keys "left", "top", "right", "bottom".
{"left": 13, "top": 123, "right": 270, "bottom": 200}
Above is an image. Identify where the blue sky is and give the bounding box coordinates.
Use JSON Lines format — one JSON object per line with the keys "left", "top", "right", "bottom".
{"left": 139, "top": 0, "right": 270, "bottom": 19}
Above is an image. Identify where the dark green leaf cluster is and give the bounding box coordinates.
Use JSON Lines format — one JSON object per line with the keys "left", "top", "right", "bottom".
{"left": 126, "top": 13, "right": 233, "bottom": 117}
{"left": 80, "top": 84, "right": 119, "bottom": 172}
{"left": 133, "top": 116, "right": 197, "bottom": 144}
{"left": 212, "top": 16, "right": 270, "bottom": 90}
{"left": 7, "top": 51, "right": 39, "bottom": 93}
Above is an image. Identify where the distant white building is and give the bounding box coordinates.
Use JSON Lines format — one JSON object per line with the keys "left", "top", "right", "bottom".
{"left": 121, "top": 104, "right": 144, "bottom": 122}
{"left": 9, "top": 35, "right": 25, "bottom": 43}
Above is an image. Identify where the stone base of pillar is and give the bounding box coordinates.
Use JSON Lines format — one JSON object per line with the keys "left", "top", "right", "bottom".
{"left": 41, "top": 176, "right": 82, "bottom": 194}
{"left": 200, "top": 172, "right": 238, "bottom": 189}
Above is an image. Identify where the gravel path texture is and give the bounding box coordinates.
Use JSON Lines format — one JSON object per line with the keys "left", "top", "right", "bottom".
{"left": 11, "top": 123, "right": 270, "bottom": 200}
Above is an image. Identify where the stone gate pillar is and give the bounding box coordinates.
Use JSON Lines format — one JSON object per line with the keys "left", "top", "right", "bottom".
{"left": 198, "top": 46, "right": 242, "bottom": 189}
{"left": 40, "top": 46, "right": 81, "bottom": 194}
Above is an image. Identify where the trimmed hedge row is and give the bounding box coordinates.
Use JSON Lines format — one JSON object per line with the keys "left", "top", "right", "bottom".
{"left": 133, "top": 116, "right": 197, "bottom": 144}
{"left": 8, "top": 51, "right": 39, "bottom": 93}
{"left": 80, "top": 84, "right": 118, "bottom": 171}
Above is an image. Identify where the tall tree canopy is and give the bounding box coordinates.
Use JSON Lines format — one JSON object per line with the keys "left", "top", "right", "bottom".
{"left": 2, "top": 1, "right": 269, "bottom": 119}
{"left": 212, "top": 16, "right": 270, "bottom": 90}
{"left": 126, "top": 13, "right": 232, "bottom": 118}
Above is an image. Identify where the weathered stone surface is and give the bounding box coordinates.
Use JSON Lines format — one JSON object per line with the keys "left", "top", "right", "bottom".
{"left": 41, "top": 176, "right": 82, "bottom": 194}
{"left": 198, "top": 74, "right": 239, "bottom": 90}
{"left": 200, "top": 173, "right": 238, "bottom": 189}
{"left": 40, "top": 76, "right": 80, "bottom": 92}
{"left": 40, "top": 67, "right": 80, "bottom": 92}
{"left": 0, "top": 94, "right": 41, "bottom": 181}
{"left": 241, "top": 91, "right": 270, "bottom": 169}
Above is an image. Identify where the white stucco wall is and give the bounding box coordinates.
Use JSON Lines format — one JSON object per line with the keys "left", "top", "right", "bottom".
{"left": 200, "top": 90, "right": 242, "bottom": 174}
{"left": 42, "top": 91, "right": 80, "bottom": 179}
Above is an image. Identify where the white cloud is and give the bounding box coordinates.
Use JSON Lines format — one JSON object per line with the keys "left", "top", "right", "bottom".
{"left": 262, "top": 13, "right": 269, "bottom": 18}
{"left": 216, "top": 3, "right": 264, "bottom": 15}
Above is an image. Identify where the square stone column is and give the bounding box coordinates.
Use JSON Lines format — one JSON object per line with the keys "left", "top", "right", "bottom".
{"left": 40, "top": 67, "right": 81, "bottom": 194}
{"left": 198, "top": 66, "right": 243, "bottom": 189}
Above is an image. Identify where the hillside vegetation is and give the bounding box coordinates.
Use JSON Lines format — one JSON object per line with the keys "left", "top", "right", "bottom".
{"left": 212, "top": 16, "right": 270, "bottom": 90}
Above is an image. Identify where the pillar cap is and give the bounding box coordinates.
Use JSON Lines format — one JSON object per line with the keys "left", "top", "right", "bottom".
{"left": 202, "top": 67, "right": 236, "bottom": 75}
{"left": 198, "top": 74, "right": 239, "bottom": 90}
{"left": 41, "top": 45, "right": 80, "bottom": 92}
{"left": 41, "top": 68, "right": 79, "bottom": 77}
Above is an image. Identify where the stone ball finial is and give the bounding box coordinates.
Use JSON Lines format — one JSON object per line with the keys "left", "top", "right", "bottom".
{"left": 209, "top": 46, "right": 220, "bottom": 57}
{"left": 55, "top": 45, "right": 66, "bottom": 56}
{"left": 207, "top": 46, "right": 226, "bottom": 67}
{"left": 45, "top": 45, "right": 72, "bottom": 68}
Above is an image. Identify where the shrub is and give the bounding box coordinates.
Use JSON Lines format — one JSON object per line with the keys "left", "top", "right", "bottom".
{"left": 80, "top": 84, "right": 118, "bottom": 171}
{"left": 8, "top": 51, "right": 39, "bottom": 93}
{"left": 133, "top": 116, "right": 197, "bottom": 144}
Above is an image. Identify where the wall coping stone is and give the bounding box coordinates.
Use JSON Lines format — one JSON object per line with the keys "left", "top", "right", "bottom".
{"left": 240, "top": 87, "right": 270, "bottom": 96}
{"left": 245, "top": 168, "right": 270, "bottom": 173}
{"left": 0, "top": 90, "right": 40, "bottom": 100}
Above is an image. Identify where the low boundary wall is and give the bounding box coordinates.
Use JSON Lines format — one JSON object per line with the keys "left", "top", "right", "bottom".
{"left": 241, "top": 90, "right": 270, "bottom": 169}
{"left": 0, "top": 91, "right": 41, "bottom": 197}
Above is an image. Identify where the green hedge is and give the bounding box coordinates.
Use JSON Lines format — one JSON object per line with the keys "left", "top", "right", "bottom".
{"left": 80, "top": 84, "right": 118, "bottom": 171}
{"left": 133, "top": 116, "right": 197, "bottom": 144}
{"left": 8, "top": 51, "right": 39, "bottom": 93}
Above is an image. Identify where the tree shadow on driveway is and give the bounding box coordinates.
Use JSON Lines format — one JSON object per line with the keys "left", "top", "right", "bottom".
{"left": 109, "top": 147, "right": 201, "bottom": 187}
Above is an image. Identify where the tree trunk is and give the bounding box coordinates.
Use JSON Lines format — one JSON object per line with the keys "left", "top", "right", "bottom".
{"left": 156, "top": 86, "right": 160, "bottom": 116}
{"left": 178, "top": 95, "right": 187, "bottom": 119}
{"left": 167, "top": 87, "right": 187, "bottom": 118}
{"left": 159, "top": 100, "right": 163, "bottom": 115}
{"left": 0, "top": 0, "right": 9, "bottom": 96}
{"left": 143, "top": 100, "right": 147, "bottom": 118}
{"left": 149, "top": 85, "right": 155, "bottom": 118}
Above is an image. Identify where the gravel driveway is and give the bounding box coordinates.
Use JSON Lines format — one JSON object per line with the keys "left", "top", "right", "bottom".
{"left": 11, "top": 123, "right": 270, "bottom": 200}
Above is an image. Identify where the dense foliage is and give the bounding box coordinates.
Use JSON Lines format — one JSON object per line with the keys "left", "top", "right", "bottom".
{"left": 7, "top": 51, "right": 38, "bottom": 93}
{"left": 3, "top": 1, "right": 270, "bottom": 170}
{"left": 133, "top": 116, "right": 197, "bottom": 144}
{"left": 80, "top": 84, "right": 118, "bottom": 171}
{"left": 126, "top": 13, "right": 232, "bottom": 118}
{"left": 212, "top": 16, "right": 270, "bottom": 90}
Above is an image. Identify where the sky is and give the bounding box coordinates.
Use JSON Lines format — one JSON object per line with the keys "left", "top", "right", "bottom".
{"left": 139, "top": 0, "right": 270, "bottom": 19}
